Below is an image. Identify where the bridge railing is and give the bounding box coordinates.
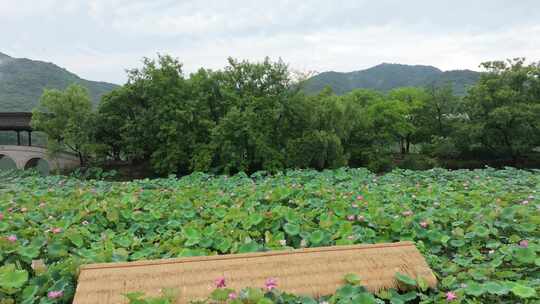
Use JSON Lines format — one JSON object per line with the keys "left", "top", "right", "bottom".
{"left": 0, "top": 145, "right": 79, "bottom": 158}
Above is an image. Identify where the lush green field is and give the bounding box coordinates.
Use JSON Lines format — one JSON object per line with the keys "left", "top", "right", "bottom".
{"left": 0, "top": 168, "right": 539, "bottom": 303}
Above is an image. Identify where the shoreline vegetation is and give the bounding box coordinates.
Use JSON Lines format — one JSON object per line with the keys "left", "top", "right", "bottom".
{"left": 20, "top": 56, "right": 539, "bottom": 179}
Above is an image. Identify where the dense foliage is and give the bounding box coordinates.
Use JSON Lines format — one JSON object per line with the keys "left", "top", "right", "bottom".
{"left": 1, "top": 168, "right": 539, "bottom": 303}
{"left": 458, "top": 59, "right": 540, "bottom": 161}
{"left": 29, "top": 56, "right": 540, "bottom": 176}
{"left": 31, "top": 85, "right": 95, "bottom": 166}
{"left": 0, "top": 52, "right": 117, "bottom": 112}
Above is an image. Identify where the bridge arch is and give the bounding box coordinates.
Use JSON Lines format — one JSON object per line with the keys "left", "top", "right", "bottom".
{"left": 0, "top": 145, "right": 79, "bottom": 173}
{"left": 0, "top": 154, "right": 17, "bottom": 170}
{"left": 24, "top": 157, "right": 50, "bottom": 175}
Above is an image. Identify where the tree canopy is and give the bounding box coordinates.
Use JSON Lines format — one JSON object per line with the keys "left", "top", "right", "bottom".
{"left": 460, "top": 58, "right": 540, "bottom": 160}
{"left": 32, "top": 56, "right": 540, "bottom": 175}
{"left": 31, "top": 84, "right": 95, "bottom": 166}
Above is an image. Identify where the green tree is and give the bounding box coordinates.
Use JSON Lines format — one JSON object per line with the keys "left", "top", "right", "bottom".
{"left": 340, "top": 89, "right": 386, "bottom": 166}
{"left": 366, "top": 98, "right": 412, "bottom": 152}
{"left": 97, "top": 55, "right": 215, "bottom": 175}
{"left": 460, "top": 58, "right": 540, "bottom": 160}
{"left": 197, "top": 57, "right": 313, "bottom": 173}
{"left": 421, "top": 84, "right": 459, "bottom": 138}
{"left": 31, "top": 84, "right": 94, "bottom": 166}
{"left": 285, "top": 88, "right": 349, "bottom": 169}
{"left": 94, "top": 86, "right": 132, "bottom": 160}
{"left": 386, "top": 87, "right": 428, "bottom": 154}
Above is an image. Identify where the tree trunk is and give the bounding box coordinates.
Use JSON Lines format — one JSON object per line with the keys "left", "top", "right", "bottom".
{"left": 78, "top": 151, "right": 85, "bottom": 167}
{"left": 436, "top": 105, "right": 444, "bottom": 136}
{"left": 406, "top": 136, "right": 411, "bottom": 154}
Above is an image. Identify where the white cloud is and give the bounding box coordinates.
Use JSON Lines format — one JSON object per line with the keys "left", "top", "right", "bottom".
{"left": 1, "top": 0, "right": 540, "bottom": 83}
{"left": 0, "top": 0, "right": 55, "bottom": 16}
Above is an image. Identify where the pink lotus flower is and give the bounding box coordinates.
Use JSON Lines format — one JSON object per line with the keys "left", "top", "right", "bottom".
{"left": 446, "top": 291, "right": 457, "bottom": 301}
{"left": 215, "top": 277, "right": 226, "bottom": 288}
{"left": 521, "top": 200, "right": 529, "bottom": 205}
{"left": 356, "top": 195, "right": 364, "bottom": 201}
{"left": 0, "top": 212, "right": 3, "bottom": 220}
{"left": 228, "top": 292, "right": 238, "bottom": 300}
{"left": 51, "top": 227, "right": 62, "bottom": 234}
{"left": 519, "top": 240, "right": 529, "bottom": 248}
{"left": 347, "top": 215, "right": 355, "bottom": 221}
{"left": 357, "top": 215, "right": 365, "bottom": 222}
{"left": 420, "top": 221, "right": 429, "bottom": 228}
{"left": 265, "top": 278, "right": 278, "bottom": 291}
{"left": 7, "top": 207, "right": 13, "bottom": 212}
{"left": 47, "top": 290, "right": 64, "bottom": 299}
{"left": 7, "top": 235, "right": 17, "bottom": 242}
{"left": 402, "top": 210, "right": 413, "bottom": 216}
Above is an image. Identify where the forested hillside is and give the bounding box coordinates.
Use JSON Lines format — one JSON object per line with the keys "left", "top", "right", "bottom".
{"left": 304, "top": 63, "right": 480, "bottom": 95}
{"left": 0, "top": 52, "right": 117, "bottom": 112}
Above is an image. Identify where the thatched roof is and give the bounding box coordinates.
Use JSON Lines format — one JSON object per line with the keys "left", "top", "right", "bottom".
{"left": 73, "top": 241, "right": 437, "bottom": 304}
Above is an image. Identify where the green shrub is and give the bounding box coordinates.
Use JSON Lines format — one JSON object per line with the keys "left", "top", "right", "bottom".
{"left": 397, "top": 154, "right": 438, "bottom": 170}
{"left": 69, "top": 167, "right": 117, "bottom": 180}
{"left": 422, "top": 136, "right": 460, "bottom": 159}
{"left": 366, "top": 153, "right": 394, "bottom": 173}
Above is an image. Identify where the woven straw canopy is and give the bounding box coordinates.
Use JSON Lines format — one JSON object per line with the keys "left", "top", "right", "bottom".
{"left": 74, "top": 241, "right": 437, "bottom": 304}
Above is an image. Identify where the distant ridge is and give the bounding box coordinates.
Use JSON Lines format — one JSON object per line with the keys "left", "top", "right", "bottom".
{"left": 303, "top": 63, "right": 481, "bottom": 95}
{"left": 0, "top": 52, "right": 118, "bottom": 112}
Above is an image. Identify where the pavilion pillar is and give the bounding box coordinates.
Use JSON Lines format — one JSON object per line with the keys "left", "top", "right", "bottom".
{"left": 28, "top": 131, "right": 32, "bottom": 146}
{"left": 16, "top": 131, "right": 21, "bottom": 146}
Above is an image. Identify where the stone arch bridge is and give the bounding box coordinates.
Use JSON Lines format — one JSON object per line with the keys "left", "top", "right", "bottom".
{"left": 0, "top": 112, "right": 80, "bottom": 172}
{"left": 0, "top": 145, "right": 80, "bottom": 171}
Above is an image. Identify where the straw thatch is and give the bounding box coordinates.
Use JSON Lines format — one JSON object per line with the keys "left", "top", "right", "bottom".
{"left": 73, "top": 241, "right": 437, "bottom": 304}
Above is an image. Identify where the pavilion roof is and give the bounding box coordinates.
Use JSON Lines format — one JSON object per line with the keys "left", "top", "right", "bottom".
{"left": 0, "top": 112, "right": 33, "bottom": 131}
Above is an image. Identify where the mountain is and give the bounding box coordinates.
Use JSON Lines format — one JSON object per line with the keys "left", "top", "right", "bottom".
{"left": 0, "top": 52, "right": 118, "bottom": 112}
{"left": 303, "top": 63, "right": 481, "bottom": 95}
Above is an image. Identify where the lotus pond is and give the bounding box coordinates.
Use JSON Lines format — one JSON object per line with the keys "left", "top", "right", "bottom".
{"left": 0, "top": 168, "right": 539, "bottom": 303}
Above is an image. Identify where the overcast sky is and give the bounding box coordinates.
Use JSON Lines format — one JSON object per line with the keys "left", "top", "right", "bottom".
{"left": 2, "top": 0, "right": 540, "bottom": 84}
